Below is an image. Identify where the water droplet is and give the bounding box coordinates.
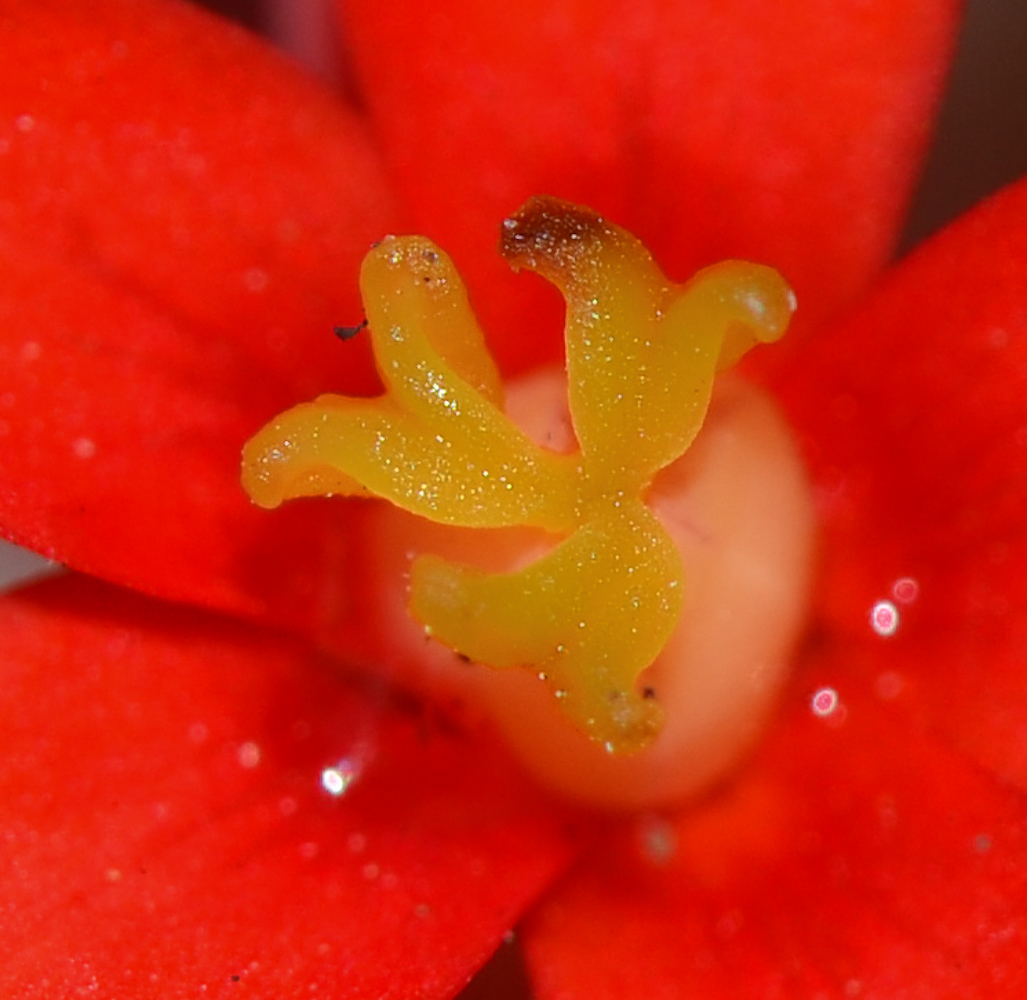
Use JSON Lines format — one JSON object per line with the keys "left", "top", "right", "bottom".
{"left": 716, "top": 911, "right": 743, "bottom": 939}
{"left": 237, "top": 741, "right": 261, "bottom": 768}
{"left": 891, "top": 577, "right": 919, "bottom": 604}
{"left": 243, "top": 267, "right": 269, "bottom": 293}
{"left": 810, "top": 687, "right": 839, "bottom": 718}
{"left": 321, "top": 758, "right": 360, "bottom": 796}
{"left": 72, "top": 437, "right": 96, "bottom": 460}
{"left": 874, "top": 671, "right": 904, "bottom": 701}
{"left": 988, "top": 326, "right": 1010, "bottom": 349}
{"left": 637, "top": 814, "right": 677, "bottom": 866}
{"left": 869, "top": 600, "right": 899, "bottom": 637}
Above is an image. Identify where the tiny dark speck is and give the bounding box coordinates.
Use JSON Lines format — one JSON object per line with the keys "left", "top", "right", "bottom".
{"left": 230, "top": 975, "right": 241, "bottom": 982}
{"left": 455, "top": 652, "right": 472, "bottom": 664}
{"left": 643, "top": 686, "right": 656, "bottom": 699}
{"left": 334, "top": 318, "right": 368, "bottom": 341}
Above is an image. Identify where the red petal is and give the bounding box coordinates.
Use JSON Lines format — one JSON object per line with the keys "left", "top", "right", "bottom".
{"left": 775, "top": 174, "right": 1027, "bottom": 790}
{"left": 0, "top": 1, "right": 400, "bottom": 621}
{"left": 1, "top": 0, "right": 395, "bottom": 386}
{"left": 342, "top": 0, "right": 958, "bottom": 371}
{"left": 525, "top": 649, "right": 1027, "bottom": 998}
{"left": 0, "top": 575, "right": 575, "bottom": 997}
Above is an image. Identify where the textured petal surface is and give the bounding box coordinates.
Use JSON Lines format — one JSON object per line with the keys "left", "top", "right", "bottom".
{"left": 0, "top": 0, "right": 397, "bottom": 624}
{"left": 775, "top": 174, "right": 1027, "bottom": 790}
{"left": 525, "top": 645, "right": 1027, "bottom": 998}
{"left": 342, "top": 0, "right": 958, "bottom": 372}
{"left": 0, "top": 576, "right": 575, "bottom": 998}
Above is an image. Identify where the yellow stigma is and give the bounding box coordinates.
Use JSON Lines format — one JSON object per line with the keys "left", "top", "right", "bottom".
{"left": 242, "top": 196, "right": 794, "bottom": 755}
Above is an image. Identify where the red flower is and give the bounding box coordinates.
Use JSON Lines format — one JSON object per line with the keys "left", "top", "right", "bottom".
{"left": 2, "top": 1, "right": 1026, "bottom": 996}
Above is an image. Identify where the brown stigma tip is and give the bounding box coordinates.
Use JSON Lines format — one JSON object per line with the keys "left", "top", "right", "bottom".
{"left": 500, "top": 195, "right": 610, "bottom": 281}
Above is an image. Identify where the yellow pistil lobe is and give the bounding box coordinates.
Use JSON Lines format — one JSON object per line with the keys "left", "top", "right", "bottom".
{"left": 242, "top": 196, "right": 795, "bottom": 756}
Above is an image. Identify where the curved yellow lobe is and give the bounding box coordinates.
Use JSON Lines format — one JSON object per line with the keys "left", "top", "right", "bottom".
{"left": 242, "top": 196, "right": 796, "bottom": 756}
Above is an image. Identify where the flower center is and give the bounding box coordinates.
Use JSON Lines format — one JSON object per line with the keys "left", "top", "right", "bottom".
{"left": 242, "top": 196, "right": 814, "bottom": 808}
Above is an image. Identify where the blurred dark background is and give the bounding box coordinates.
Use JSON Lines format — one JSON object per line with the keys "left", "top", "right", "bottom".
{"left": 900, "top": 0, "right": 1027, "bottom": 248}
